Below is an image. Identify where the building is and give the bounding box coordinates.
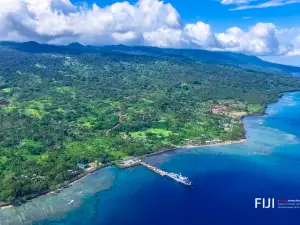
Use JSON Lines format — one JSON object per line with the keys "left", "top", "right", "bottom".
{"left": 77, "top": 163, "right": 89, "bottom": 169}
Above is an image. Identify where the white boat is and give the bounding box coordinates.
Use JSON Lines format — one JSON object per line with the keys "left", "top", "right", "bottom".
{"left": 167, "top": 173, "right": 192, "bottom": 186}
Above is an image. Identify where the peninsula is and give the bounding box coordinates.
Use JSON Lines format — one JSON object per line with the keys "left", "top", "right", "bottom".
{"left": 1, "top": 42, "right": 300, "bottom": 206}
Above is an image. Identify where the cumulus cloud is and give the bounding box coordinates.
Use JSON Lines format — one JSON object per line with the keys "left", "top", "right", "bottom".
{"left": 276, "top": 28, "right": 300, "bottom": 56}
{"left": 287, "top": 35, "right": 300, "bottom": 56}
{"left": 0, "top": 0, "right": 299, "bottom": 56}
{"left": 143, "top": 28, "right": 187, "bottom": 48}
{"left": 0, "top": 0, "right": 182, "bottom": 44}
{"left": 216, "top": 23, "right": 283, "bottom": 55}
{"left": 184, "top": 22, "right": 217, "bottom": 48}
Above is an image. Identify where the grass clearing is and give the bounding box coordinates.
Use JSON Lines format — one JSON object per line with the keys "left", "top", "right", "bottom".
{"left": 131, "top": 128, "right": 173, "bottom": 139}
{"left": 1, "top": 88, "right": 12, "bottom": 93}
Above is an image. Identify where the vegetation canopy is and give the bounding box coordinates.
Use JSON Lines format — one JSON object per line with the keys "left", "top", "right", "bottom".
{"left": 1, "top": 43, "right": 300, "bottom": 203}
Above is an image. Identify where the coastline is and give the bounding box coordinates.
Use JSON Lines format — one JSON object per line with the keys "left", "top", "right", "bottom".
{"left": 184, "top": 139, "right": 247, "bottom": 149}
{"left": 6, "top": 91, "right": 299, "bottom": 225}
{"left": 0, "top": 204, "right": 13, "bottom": 210}
{"left": 1, "top": 139, "right": 248, "bottom": 210}
{"left": 2, "top": 89, "right": 298, "bottom": 210}
{"left": 143, "top": 139, "right": 247, "bottom": 158}
{"left": 3, "top": 92, "right": 290, "bottom": 210}
{"left": 0, "top": 139, "right": 247, "bottom": 210}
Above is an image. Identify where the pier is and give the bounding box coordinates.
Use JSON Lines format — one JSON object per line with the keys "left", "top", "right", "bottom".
{"left": 117, "top": 158, "right": 192, "bottom": 186}
{"left": 140, "top": 161, "right": 168, "bottom": 176}
{"left": 139, "top": 162, "right": 192, "bottom": 186}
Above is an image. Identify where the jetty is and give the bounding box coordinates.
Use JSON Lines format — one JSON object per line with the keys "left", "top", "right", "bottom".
{"left": 139, "top": 161, "right": 192, "bottom": 186}
{"left": 116, "top": 158, "right": 192, "bottom": 186}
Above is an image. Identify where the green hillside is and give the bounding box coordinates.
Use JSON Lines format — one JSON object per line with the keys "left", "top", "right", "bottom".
{"left": 1, "top": 43, "right": 300, "bottom": 203}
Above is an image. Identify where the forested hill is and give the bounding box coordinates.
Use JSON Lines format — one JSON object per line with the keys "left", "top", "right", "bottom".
{"left": 98, "top": 45, "right": 300, "bottom": 74}
{"left": 1, "top": 42, "right": 300, "bottom": 204}
{"left": 1, "top": 41, "right": 300, "bottom": 74}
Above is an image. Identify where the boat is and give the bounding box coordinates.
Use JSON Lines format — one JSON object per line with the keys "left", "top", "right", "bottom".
{"left": 139, "top": 161, "right": 192, "bottom": 186}
{"left": 167, "top": 172, "right": 192, "bottom": 186}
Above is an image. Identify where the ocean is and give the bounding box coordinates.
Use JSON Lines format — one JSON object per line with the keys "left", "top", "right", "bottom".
{"left": 1, "top": 92, "right": 300, "bottom": 225}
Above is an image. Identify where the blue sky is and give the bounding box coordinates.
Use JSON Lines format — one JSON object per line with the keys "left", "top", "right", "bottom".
{"left": 69, "top": 0, "right": 300, "bottom": 65}
{"left": 1, "top": 0, "right": 300, "bottom": 65}
{"left": 72, "top": 0, "right": 300, "bottom": 31}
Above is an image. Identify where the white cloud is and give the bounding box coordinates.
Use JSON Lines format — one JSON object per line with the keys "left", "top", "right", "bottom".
{"left": 184, "top": 22, "right": 216, "bottom": 47}
{"left": 221, "top": 0, "right": 254, "bottom": 5}
{"left": 0, "top": 0, "right": 182, "bottom": 44}
{"left": 228, "top": 0, "right": 300, "bottom": 11}
{"left": 0, "top": 0, "right": 299, "bottom": 56}
{"left": 143, "top": 28, "right": 186, "bottom": 48}
{"left": 276, "top": 28, "right": 300, "bottom": 56}
{"left": 216, "top": 23, "right": 282, "bottom": 55}
{"left": 287, "top": 35, "right": 300, "bottom": 56}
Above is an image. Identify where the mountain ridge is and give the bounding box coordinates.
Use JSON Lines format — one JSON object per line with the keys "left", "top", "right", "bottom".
{"left": 1, "top": 41, "right": 299, "bottom": 74}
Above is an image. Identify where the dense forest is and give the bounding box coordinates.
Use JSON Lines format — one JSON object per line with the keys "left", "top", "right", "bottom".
{"left": 1, "top": 43, "right": 300, "bottom": 204}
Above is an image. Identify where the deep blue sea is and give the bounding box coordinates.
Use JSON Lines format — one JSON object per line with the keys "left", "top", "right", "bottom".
{"left": 2, "top": 92, "right": 300, "bottom": 225}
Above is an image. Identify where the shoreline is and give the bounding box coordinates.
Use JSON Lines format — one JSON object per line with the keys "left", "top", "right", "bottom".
{"left": 0, "top": 204, "right": 13, "bottom": 210}
{"left": 2, "top": 92, "right": 292, "bottom": 210}
{"left": 184, "top": 139, "right": 247, "bottom": 149}
{"left": 0, "top": 139, "right": 247, "bottom": 210}
{"left": 143, "top": 139, "right": 247, "bottom": 158}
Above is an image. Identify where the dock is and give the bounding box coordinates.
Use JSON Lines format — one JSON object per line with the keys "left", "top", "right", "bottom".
{"left": 117, "top": 158, "right": 192, "bottom": 186}
{"left": 140, "top": 162, "right": 192, "bottom": 186}
{"left": 140, "top": 161, "right": 168, "bottom": 176}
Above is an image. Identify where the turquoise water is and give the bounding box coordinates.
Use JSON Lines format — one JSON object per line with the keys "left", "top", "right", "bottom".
{"left": 1, "top": 92, "right": 300, "bottom": 225}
